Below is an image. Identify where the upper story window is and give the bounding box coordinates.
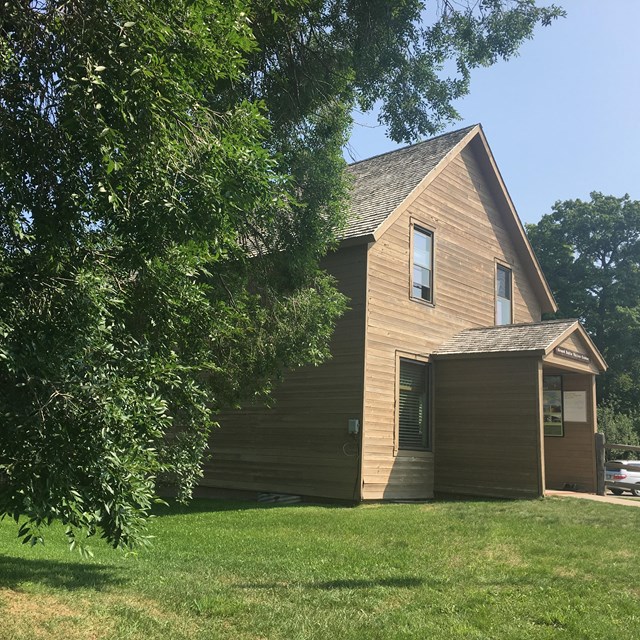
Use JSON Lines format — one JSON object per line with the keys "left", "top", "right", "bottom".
{"left": 412, "top": 227, "right": 433, "bottom": 303}
{"left": 496, "top": 264, "right": 512, "bottom": 325}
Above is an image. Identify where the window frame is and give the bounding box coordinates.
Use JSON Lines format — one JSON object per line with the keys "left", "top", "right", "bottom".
{"left": 495, "top": 261, "right": 513, "bottom": 325}
{"left": 394, "top": 352, "right": 432, "bottom": 456}
{"left": 410, "top": 222, "right": 435, "bottom": 306}
{"left": 543, "top": 374, "right": 564, "bottom": 437}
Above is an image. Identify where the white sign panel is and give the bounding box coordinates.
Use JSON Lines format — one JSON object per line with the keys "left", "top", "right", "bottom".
{"left": 563, "top": 391, "right": 587, "bottom": 423}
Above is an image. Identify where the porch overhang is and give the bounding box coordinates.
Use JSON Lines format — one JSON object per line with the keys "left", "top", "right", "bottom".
{"left": 432, "top": 319, "right": 607, "bottom": 374}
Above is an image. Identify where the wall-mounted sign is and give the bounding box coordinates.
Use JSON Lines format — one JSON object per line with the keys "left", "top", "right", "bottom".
{"left": 554, "top": 346, "right": 590, "bottom": 364}
{"left": 563, "top": 391, "right": 588, "bottom": 422}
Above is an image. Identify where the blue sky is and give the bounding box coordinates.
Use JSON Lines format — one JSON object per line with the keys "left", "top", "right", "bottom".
{"left": 344, "top": 0, "right": 640, "bottom": 225}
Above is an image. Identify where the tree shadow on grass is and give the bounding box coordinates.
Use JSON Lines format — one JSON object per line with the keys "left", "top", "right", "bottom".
{"left": 0, "top": 555, "right": 124, "bottom": 591}
{"left": 237, "top": 576, "right": 426, "bottom": 590}
{"left": 154, "top": 495, "right": 524, "bottom": 519}
{"left": 315, "top": 577, "right": 425, "bottom": 590}
{"left": 152, "top": 497, "right": 355, "bottom": 518}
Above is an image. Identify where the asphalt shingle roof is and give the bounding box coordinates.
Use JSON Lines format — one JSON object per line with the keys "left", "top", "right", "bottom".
{"left": 433, "top": 319, "right": 578, "bottom": 356}
{"left": 344, "top": 125, "right": 476, "bottom": 239}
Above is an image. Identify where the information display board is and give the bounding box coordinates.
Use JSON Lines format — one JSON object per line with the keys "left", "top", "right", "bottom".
{"left": 563, "top": 391, "right": 587, "bottom": 423}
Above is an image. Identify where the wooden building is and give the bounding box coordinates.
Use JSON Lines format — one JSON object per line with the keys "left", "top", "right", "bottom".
{"left": 201, "top": 124, "right": 607, "bottom": 502}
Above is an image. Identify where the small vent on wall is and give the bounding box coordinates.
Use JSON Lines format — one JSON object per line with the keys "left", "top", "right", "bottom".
{"left": 258, "top": 493, "right": 302, "bottom": 505}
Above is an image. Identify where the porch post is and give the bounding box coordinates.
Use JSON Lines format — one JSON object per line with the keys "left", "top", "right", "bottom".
{"left": 595, "top": 432, "right": 606, "bottom": 496}
{"left": 536, "top": 361, "right": 546, "bottom": 496}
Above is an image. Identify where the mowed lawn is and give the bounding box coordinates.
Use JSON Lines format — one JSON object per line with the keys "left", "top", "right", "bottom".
{"left": 0, "top": 497, "right": 639, "bottom": 640}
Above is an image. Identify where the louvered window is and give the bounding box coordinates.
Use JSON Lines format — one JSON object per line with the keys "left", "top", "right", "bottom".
{"left": 398, "top": 359, "right": 430, "bottom": 450}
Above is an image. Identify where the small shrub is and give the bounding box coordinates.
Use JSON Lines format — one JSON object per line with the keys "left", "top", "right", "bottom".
{"left": 598, "top": 404, "right": 640, "bottom": 460}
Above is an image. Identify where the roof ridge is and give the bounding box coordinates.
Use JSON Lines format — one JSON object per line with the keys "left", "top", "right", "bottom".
{"left": 346, "top": 124, "right": 478, "bottom": 168}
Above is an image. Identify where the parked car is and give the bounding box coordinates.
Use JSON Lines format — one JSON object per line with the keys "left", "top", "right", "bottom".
{"left": 605, "top": 460, "right": 640, "bottom": 497}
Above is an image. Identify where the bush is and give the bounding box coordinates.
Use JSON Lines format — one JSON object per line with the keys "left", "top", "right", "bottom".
{"left": 598, "top": 405, "right": 640, "bottom": 460}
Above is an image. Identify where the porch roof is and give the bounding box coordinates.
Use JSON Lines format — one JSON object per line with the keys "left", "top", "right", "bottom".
{"left": 433, "top": 319, "right": 579, "bottom": 356}
{"left": 431, "top": 320, "right": 607, "bottom": 375}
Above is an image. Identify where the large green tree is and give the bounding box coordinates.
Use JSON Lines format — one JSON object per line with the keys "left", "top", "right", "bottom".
{"left": 1, "top": 0, "right": 563, "bottom": 550}
{"left": 527, "top": 193, "right": 640, "bottom": 412}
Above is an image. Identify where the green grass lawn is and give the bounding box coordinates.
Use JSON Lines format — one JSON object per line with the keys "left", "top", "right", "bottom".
{"left": 0, "top": 497, "right": 639, "bottom": 639}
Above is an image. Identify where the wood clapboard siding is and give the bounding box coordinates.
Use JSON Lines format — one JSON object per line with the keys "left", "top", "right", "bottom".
{"left": 362, "top": 145, "right": 542, "bottom": 500}
{"left": 434, "top": 356, "right": 543, "bottom": 498}
{"left": 560, "top": 333, "right": 590, "bottom": 354}
{"left": 202, "top": 244, "right": 367, "bottom": 501}
{"left": 543, "top": 373, "right": 597, "bottom": 492}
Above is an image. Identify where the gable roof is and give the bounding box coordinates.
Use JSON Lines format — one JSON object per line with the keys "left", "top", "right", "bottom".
{"left": 432, "top": 319, "right": 607, "bottom": 371}
{"left": 344, "top": 124, "right": 558, "bottom": 314}
{"left": 344, "top": 125, "right": 475, "bottom": 239}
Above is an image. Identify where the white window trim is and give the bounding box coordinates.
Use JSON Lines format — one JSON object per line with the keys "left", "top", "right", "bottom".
{"left": 410, "top": 221, "right": 436, "bottom": 307}
{"left": 495, "top": 260, "right": 514, "bottom": 325}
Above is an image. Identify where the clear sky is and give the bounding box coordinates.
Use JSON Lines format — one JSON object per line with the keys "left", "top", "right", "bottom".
{"left": 344, "top": 0, "right": 640, "bottom": 225}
